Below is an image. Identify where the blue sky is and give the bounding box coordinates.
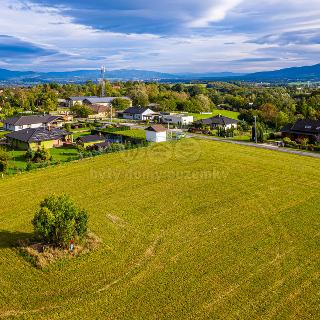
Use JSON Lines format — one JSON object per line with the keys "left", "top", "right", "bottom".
{"left": 0, "top": 0, "right": 320, "bottom": 72}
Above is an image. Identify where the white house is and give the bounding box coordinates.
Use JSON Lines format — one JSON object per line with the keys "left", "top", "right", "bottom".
{"left": 2, "top": 115, "right": 63, "bottom": 132}
{"left": 161, "top": 113, "right": 194, "bottom": 125}
{"left": 145, "top": 125, "right": 167, "bottom": 142}
{"left": 122, "top": 107, "right": 157, "bottom": 121}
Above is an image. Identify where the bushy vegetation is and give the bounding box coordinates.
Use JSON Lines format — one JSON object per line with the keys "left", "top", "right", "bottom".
{"left": 32, "top": 194, "right": 88, "bottom": 247}
{"left": 25, "top": 147, "right": 52, "bottom": 163}
{"left": 0, "top": 147, "right": 11, "bottom": 172}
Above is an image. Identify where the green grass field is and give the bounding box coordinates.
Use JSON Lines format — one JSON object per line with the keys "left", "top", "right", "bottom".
{"left": 0, "top": 139, "right": 319, "bottom": 319}
{"left": 112, "top": 129, "right": 146, "bottom": 139}
{"left": 189, "top": 110, "right": 239, "bottom": 120}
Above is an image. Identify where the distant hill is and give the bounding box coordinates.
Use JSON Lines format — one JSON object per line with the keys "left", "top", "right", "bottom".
{"left": 0, "top": 68, "right": 36, "bottom": 80}
{"left": 242, "top": 64, "right": 320, "bottom": 82}
{"left": 0, "top": 63, "right": 320, "bottom": 83}
{"left": 0, "top": 68, "right": 243, "bottom": 83}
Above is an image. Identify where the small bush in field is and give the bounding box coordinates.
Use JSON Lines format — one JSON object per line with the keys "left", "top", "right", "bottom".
{"left": 32, "top": 194, "right": 88, "bottom": 247}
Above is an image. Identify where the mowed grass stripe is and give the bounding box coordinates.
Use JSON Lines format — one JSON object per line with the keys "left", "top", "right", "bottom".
{"left": 0, "top": 139, "right": 319, "bottom": 319}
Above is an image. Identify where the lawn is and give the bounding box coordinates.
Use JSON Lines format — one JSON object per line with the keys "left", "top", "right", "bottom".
{"left": 0, "top": 139, "right": 319, "bottom": 319}
{"left": 112, "top": 129, "right": 146, "bottom": 139}
{"left": 189, "top": 109, "right": 240, "bottom": 121}
{"left": 8, "top": 147, "right": 79, "bottom": 172}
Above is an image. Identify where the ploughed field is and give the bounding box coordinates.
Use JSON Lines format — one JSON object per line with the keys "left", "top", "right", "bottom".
{"left": 0, "top": 139, "right": 319, "bottom": 319}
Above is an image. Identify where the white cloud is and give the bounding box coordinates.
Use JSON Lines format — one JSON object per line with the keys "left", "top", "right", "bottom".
{"left": 0, "top": 0, "right": 320, "bottom": 72}
{"left": 188, "top": 0, "right": 243, "bottom": 27}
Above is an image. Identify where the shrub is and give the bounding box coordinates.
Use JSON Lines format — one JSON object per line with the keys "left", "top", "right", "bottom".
{"left": 32, "top": 147, "right": 52, "bottom": 163}
{"left": 32, "top": 194, "right": 88, "bottom": 247}
{"left": 0, "top": 148, "right": 11, "bottom": 172}
{"left": 25, "top": 148, "right": 34, "bottom": 160}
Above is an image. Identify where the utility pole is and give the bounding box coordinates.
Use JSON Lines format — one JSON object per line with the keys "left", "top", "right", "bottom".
{"left": 254, "top": 115, "right": 258, "bottom": 143}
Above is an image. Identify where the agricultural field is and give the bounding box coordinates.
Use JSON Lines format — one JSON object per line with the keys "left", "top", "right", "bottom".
{"left": 0, "top": 139, "right": 319, "bottom": 319}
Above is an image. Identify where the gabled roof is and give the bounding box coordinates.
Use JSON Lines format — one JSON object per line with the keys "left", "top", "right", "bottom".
{"left": 145, "top": 124, "right": 167, "bottom": 132}
{"left": 6, "top": 128, "right": 69, "bottom": 143}
{"left": 291, "top": 119, "right": 320, "bottom": 134}
{"left": 123, "top": 106, "right": 153, "bottom": 115}
{"left": 88, "top": 104, "right": 111, "bottom": 114}
{"left": 194, "top": 115, "right": 238, "bottom": 126}
{"left": 77, "top": 135, "right": 105, "bottom": 143}
{"left": 67, "top": 96, "right": 98, "bottom": 101}
{"left": 3, "top": 115, "right": 62, "bottom": 126}
{"left": 83, "top": 97, "right": 131, "bottom": 104}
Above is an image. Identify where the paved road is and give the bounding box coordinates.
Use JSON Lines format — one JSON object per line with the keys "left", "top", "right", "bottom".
{"left": 187, "top": 134, "right": 320, "bottom": 159}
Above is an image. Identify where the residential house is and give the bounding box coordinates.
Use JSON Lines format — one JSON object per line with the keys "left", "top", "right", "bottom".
{"left": 66, "top": 96, "right": 98, "bottom": 107}
{"left": 194, "top": 115, "right": 238, "bottom": 130}
{"left": 83, "top": 96, "right": 132, "bottom": 107}
{"left": 87, "top": 104, "right": 115, "bottom": 119}
{"left": 145, "top": 125, "right": 167, "bottom": 142}
{"left": 6, "top": 128, "right": 72, "bottom": 150}
{"left": 76, "top": 135, "right": 106, "bottom": 148}
{"left": 2, "top": 115, "right": 63, "bottom": 132}
{"left": 281, "top": 119, "right": 320, "bottom": 143}
{"left": 161, "top": 113, "right": 194, "bottom": 125}
{"left": 120, "top": 107, "right": 158, "bottom": 121}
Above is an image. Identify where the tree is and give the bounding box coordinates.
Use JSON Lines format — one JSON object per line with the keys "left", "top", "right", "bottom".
{"left": 70, "top": 103, "right": 93, "bottom": 118}
{"left": 111, "top": 97, "right": 131, "bottom": 110}
{"left": 251, "top": 123, "right": 265, "bottom": 143}
{"left": 128, "top": 85, "right": 149, "bottom": 106}
{"left": 259, "top": 103, "right": 278, "bottom": 127}
{"left": 0, "top": 148, "right": 11, "bottom": 172}
{"left": 32, "top": 194, "right": 88, "bottom": 247}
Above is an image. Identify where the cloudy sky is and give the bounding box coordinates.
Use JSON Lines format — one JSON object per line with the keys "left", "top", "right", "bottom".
{"left": 0, "top": 0, "right": 320, "bottom": 73}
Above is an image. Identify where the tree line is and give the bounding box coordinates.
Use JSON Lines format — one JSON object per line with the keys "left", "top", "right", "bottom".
{"left": 1, "top": 81, "right": 320, "bottom": 129}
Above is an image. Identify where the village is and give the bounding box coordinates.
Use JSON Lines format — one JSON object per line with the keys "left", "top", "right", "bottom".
{"left": 0, "top": 92, "right": 319, "bottom": 174}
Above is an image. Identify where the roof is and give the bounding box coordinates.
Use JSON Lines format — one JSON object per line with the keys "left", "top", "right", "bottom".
{"left": 67, "top": 96, "right": 98, "bottom": 101}
{"left": 281, "top": 119, "right": 320, "bottom": 135}
{"left": 291, "top": 119, "right": 320, "bottom": 134}
{"left": 6, "top": 128, "right": 69, "bottom": 143}
{"left": 123, "top": 106, "right": 153, "bottom": 115}
{"left": 88, "top": 104, "right": 111, "bottom": 114}
{"left": 194, "top": 115, "right": 238, "bottom": 126}
{"left": 145, "top": 124, "right": 167, "bottom": 132}
{"left": 77, "top": 135, "right": 105, "bottom": 143}
{"left": 3, "top": 115, "right": 62, "bottom": 126}
{"left": 93, "top": 141, "right": 110, "bottom": 148}
{"left": 84, "top": 97, "right": 131, "bottom": 104}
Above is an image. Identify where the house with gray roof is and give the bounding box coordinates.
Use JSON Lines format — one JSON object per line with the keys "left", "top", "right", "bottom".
{"left": 2, "top": 115, "right": 63, "bottom": 132}
{"left": 120, "top": 106, "right": 158, "bottom": 121}
{"left": 194, "top": 115, "right": 238, "bottom": 130}
{"left": 6, "top": 128, "right": 72, "bottom": 150}
{"left": 83, "top": 96, "right": 132, "bottom": 107}
{"left": 66, "top": 96, "right": 98, "bottom": 107}
{"left": 281, "top": 119, "right": 320, "bottom": 143}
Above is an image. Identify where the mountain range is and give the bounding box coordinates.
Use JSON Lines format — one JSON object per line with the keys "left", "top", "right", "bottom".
{"left": 0, "top": 63, "right": 320, "bottom": 83}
